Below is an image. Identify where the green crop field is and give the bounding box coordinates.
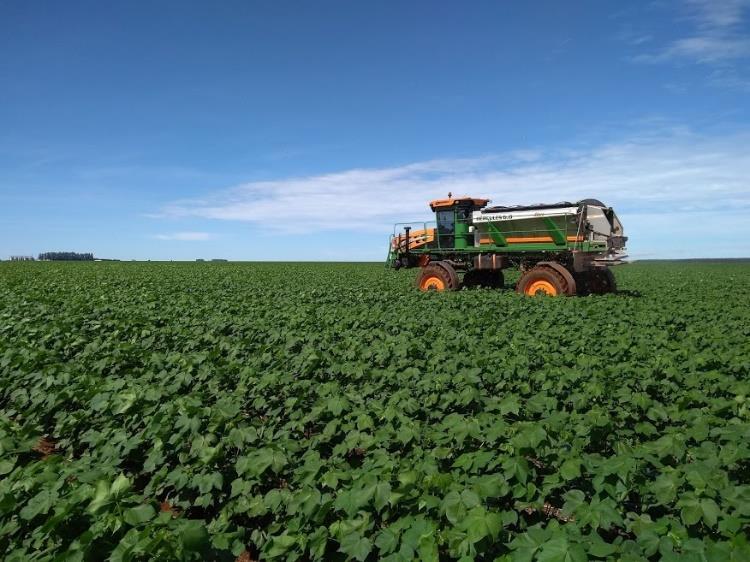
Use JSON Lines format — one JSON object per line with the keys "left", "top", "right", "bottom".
{"left": 1, "top": 261, "right": 749, "bottom": 562}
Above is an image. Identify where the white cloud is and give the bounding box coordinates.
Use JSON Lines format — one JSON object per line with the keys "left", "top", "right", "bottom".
{"left": 635, "top": 35, "right": 750, "bottom": 63}
{"left": 708, "top": 67, "right": 750, "bottom": 91}
{"left": 157, "top": 129, "right": 750, "bottom": 243}
{"left": 687, "top": 0, "right": 749, "bottom": 30}
{"left": 633, "top": 0, "right": 750, "bottom": 65}
{"left": 153, "top": 231, "right": 215, "bottom": 241}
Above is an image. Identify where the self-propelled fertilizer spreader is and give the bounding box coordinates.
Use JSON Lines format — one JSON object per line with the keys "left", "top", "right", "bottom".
{"left": 387, "top": 196, "right": 627, "bottom": 296}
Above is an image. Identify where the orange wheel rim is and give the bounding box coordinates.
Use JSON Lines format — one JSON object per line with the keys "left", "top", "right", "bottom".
{"left": 525, "top": 279, "right": 557, "bottom": 296}
{"left": 420, "top": 275, "right": 446, "bottom": 291}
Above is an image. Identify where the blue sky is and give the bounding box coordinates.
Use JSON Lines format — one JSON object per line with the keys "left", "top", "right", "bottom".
{"left": 1, "top": 0, "right": 749, "bottom": 261}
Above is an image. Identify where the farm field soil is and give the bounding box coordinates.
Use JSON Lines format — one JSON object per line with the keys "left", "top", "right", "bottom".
{"left": 1, "top": 261, "right": 749, "bottom": 561}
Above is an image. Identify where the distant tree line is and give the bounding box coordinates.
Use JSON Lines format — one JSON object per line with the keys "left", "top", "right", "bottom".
{"left": 38, "top": 252, "right": 94, "bottom": 261}
{"left": 10, "top": 256, "right": 35, "bottom": 261}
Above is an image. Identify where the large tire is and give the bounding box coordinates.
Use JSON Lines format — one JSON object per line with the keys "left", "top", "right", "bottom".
{"left": 587, "top": 268, "right": 617, "bottom": 294}
{"left": 416, "top": 262, "right": 459, "bottom": 292}
{"left": 537, "top": 261, "right": 577, "bottom": 295}
{"left": 463, "top": 269, "right": 504, "bottom": 289}
{"left": 516, "top": 266, "right": 571, "bottom": 296}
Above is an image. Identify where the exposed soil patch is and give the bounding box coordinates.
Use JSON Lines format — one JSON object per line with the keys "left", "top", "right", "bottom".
{"left": 236, "top": 549, "right": 258, "bottom": 562}
{"left": 32, "top": 436, "right": 57, "bottom": 459}
{"left": 159, "top": 500, "right": 181, "bottom": 517}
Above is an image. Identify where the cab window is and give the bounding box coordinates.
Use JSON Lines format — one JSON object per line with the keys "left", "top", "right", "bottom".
{"left": 437, "top": 210, "right": 454, "bottom": 234}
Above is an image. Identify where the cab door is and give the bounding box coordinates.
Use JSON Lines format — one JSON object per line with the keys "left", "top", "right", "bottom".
{"left": 436, "top": 209, "right": 455, "bottom": 249}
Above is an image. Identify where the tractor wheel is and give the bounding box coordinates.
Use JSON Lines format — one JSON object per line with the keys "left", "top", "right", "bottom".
{"left": 416, "top": 262, "right": 459, "bottom": 292}
{"left": 516, "top": 266, "right": 571, "bottom": 297}
{"left": 463, "top": 269, "right": 504, "bottom": 289}
{"left": 587, "top": 268, "right": 617, "bottom": 294}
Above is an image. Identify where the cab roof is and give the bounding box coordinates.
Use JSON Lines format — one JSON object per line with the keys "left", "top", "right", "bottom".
{"left": 429, "top": 196, "right": 489, "bottom": 211}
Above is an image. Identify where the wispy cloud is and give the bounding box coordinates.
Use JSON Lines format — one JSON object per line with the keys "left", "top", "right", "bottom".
{"left": 157, "top": 128, "right": 750, "bottom": 236}
{"left": 687, "top": 0, "right": 749, "bottom": 29}
{"left": 708, "top": 66, "right": 750, "bottom": 91}
{"left": 636, "top": 35, "right": 750, "bottom": 64}
{"left": 633, "top": 0, "right": 750, "bottom": 64}
{"left": 153, "top": 231, "right": 216, "bottom": 241}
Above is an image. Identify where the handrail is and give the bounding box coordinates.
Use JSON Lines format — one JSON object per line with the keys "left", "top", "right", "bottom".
{"left": 392, "top": 221, "right": 431, "bottom": 235}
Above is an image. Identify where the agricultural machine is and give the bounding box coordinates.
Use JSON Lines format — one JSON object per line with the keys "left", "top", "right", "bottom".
{"left": 387, "top": 196, "right": 627, "bottom": 296}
